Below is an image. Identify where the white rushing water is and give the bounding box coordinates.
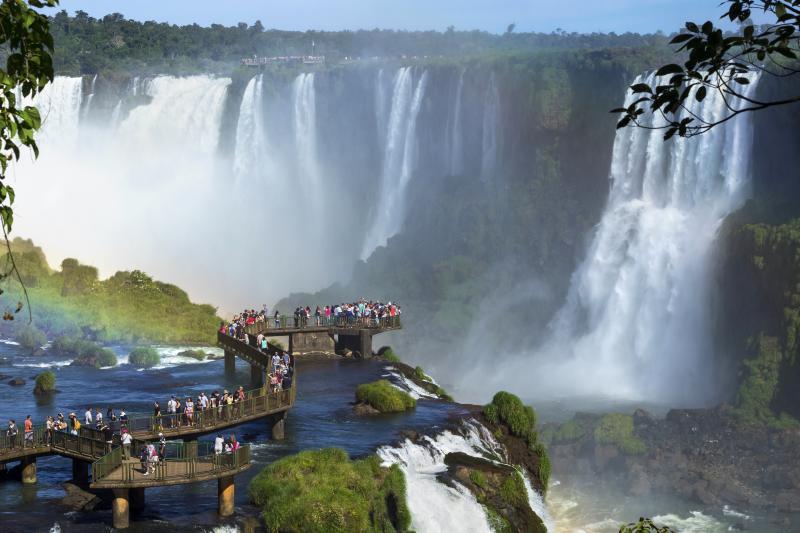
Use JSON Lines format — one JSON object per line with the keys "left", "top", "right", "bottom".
{"left": 11, "top": 68, "right": 502, "bottom": 312}
{"left": 480, "top": 73, "right": 500, "bottom": 181}
{"left": 378, "top": 419, "right": 553, "bottom": 533}
{"left": 233, "top": 73, "right": 267, "bottom": 178}
{"left": 500, "top": 72, "right": 761, "bottom": 404}
{"left": 448, "top": 68, "right": 465, "bottom": 176}
{"left": 361, "top": 67, "right": 429, "bottom": 259}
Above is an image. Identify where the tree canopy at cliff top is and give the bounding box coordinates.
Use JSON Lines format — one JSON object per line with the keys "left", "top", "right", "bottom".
{"left": 46, "top": 9, "right": 673, "bottom": 76}
{"left": 1, "top": 238, "right": 220, "bottom": 344}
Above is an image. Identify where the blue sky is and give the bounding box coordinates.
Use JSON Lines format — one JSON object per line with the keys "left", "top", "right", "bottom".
{"left": 50, "top": 0, "right": 761, "bottom": 34}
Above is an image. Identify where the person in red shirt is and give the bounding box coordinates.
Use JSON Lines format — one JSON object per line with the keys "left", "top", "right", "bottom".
{"left": 23, "top": 415, "right": 33, "bottom": 447}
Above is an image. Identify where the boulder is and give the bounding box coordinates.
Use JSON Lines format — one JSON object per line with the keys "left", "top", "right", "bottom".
{"left": 61, "top": 482, "right": 103, "bottom": 511}
{"left": 7, "top": 378, "right": 25, "bottom": 386}
{"left": 353, "top": 403, "right": 380, "bottom": 416}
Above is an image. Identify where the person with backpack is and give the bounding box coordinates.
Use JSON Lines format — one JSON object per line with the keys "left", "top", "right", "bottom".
{"left": 158, "top": 433, "right": 166, "bottom": 460}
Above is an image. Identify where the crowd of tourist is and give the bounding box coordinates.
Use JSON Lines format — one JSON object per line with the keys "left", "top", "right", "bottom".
{"left": 224, "top": 299, "right": 402, "bottom": 331}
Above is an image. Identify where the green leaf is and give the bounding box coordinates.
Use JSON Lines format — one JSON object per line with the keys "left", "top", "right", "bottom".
{"left": 686, "top": 22, "right": 700, "bottom": 33}
{"left": 630, "top": 83, "right": 652, "bottom": 94}
{"left": 670, "top": 33, "right": 693, "bottom": 44}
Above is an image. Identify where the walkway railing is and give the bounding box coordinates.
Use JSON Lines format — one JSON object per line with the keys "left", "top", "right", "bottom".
{"left": 123, "top": 383, "right": 295, "bottom": 436}
{"left": 92, "top": 442, "right": 251, "bottom": 485}
{"left": 1, "top": 425, "right": 113, "bottom": 461}
{"left": 241, "top": 315, "right": 402, "bottom": 335}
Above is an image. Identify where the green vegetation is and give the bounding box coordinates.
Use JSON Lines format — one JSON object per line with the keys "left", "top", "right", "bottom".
{"left": 617, "top": 0, "right": 800, "bottom": 139}
{"left": 594, "top": 414, "right": 647, "bottom": 455}
{"left": 54, "top": 335, "right": 117, "bottom": 368}
{"left": 249, "top": 448, "right": 410, "bottom": 533}
{"left": 355, "top": 380, "right": 416, "bottom": 413}
{"left": 532, "top": 442, "right": 551, "bottom": 489}
{"left": 0, "top": 239, "right": 220, "bottom": 344}
{"left": 15, "top": 324, "right": 46, "bottom": 351}
{"left": 554, "top": 419, "right": 585, "bottom": 443}
{"left": 379, "top": 346, "right": 401, "bottom": 363}
{"left": 413, "top": 366, "right": 430, "bottom": 381}
{"left": 469, "top": 469, "right": 488, "bottom": 490}
{"left": 128, "top": 346, "right": 160, "bottom": 368}
{"left": 483, "top": 391, "right": 550, "bottom": 492}
{"left": 45, "top": 9, "right": 672, "bottom": 76}
{"left": 0, "top": 0, "right": 57, "bottom": 235}
{"left": 33, "top": 370, "right": 55, "bottom": 394}
{"left": 498, "top": 471, "right": 528, "bottom": 509}
{"left": 485, "top": 507, "right": 513, "bottom": 533}
{"left": 619, "top": 517, "right": 673, "bottom": 532}
{"left": 484, "top": 391, "right": 538, "bottom": 444}
{"left": 733, "top": 335, "right": 799, "bottom": 428}
{"left": 178, "top": 349, "right": 206, "bottom": 361}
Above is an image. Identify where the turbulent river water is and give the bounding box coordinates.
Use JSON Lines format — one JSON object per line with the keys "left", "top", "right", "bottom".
{"left": 0, "top": 342, "right": 787, "bottom": 532}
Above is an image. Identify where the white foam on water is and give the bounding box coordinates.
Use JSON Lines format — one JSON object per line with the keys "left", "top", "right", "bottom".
{"left": 383, "top": 368, "right": 438, "bottom": 400}
{"left": 13, "top": 360, "right": 73, "bottom": 368}
{"left": 0, "top": 338, "right": 20, "bottom": 346}
{"left": 652, "top": 510, "right": 729, "bottom": 533}
{"left": 722, "top": 504, "right": 751, "bottom": 521}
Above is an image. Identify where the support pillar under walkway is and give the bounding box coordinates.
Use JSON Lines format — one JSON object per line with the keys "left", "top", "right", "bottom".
{"left": 270, "top": 412, "right": 286, "bottom": 440}
{"left": 21, "top": 456, "right": 36, "bottom": 484}
{"left": 131, "top": 487, "right": 145, "bottom": 513}
{"left": 113, "top": 488, "right": 130, "bottom": 529}
{"left": 250, "top": 363, "right": 264, "bottom": 387}
{"left": 224, "top": 350, "right": 235, "bottom": 377}
{"left": 72, "top": 458, "right": 89, "bottom": 485}
{"left": 218, "top": 475, "right": 235, "bottom": 516}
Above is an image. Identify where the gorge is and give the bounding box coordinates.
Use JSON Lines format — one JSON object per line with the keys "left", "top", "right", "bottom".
{"left": 5, "top": 37, "right": 800, "bottom": 530}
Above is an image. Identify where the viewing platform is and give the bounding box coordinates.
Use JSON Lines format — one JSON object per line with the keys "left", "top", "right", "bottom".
{"left": 222, "top": 315, "right": 402, "bottom": 362}
{"left": 0, "top": 332, "right": 295, "bottom": 528}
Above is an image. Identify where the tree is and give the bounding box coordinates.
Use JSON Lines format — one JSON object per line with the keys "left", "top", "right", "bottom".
{"left": 0, "top": 0, "right": 58, "bottom": 321}
{"left": 506, "top": 23, "right": 516, "bottom": 35}
{"left": 615, "top": 0, "right": 800, "bottom": 139}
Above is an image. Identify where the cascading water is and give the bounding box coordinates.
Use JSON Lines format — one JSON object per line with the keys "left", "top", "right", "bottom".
{"left": 447, "top": 68, "right": 465, "bottom": 176}
{"left": 378, "top": 419, "right": 553, "bottom": 533}
{"left": 507, "top": 72, "right": 761, "bottom": 404}
{"left": 361, "top": 67, "right": 428, "bottom": 260}
{"left": 11, "top": 68, "right": 499, "bottom": 311}
{"left": 292, "top": 72, "right": 321, "bottom": 197}
{"left": 29, "top": 76, "right": 83, "bottom": 147}
{"left": 233, "top": 73, "right": 267, "bottom": 178}
{"left": 480, "top": 73, "right": 499, "bottom": 181}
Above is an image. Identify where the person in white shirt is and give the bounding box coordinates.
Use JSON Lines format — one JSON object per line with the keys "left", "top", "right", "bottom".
{"left": 121, "top": 431, "right": 133, "bottom": 460}
{"left": 95, "top": 408, "right": 103, "bottom": 428}
{"left": 167, "top": 396, "right": 177, "bottom": 428}
{"left": 214, "top": 433, "right": 224, "bottom": 455}
{"left": 84, "top": 408, "right": 93, "bottom": 426}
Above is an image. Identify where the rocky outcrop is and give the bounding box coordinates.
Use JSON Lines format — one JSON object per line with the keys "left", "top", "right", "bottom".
{"left": 60, "top": 483, "right": 104, "bottom": 511}
{"left": 547, "top": 407, "right": 800, "bottom": 512}
{"left": 7, "top": 377, "right": 25, "bottom": 386}
{"left": 443, "top": 452, "right": 546, "bottom": 533}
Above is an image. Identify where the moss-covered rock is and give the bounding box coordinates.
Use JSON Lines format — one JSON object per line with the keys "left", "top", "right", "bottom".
{"left": 444, "top": 452, "right": 547, "bottom": 533}
{"left": 553, "top": 419, "right": 585, "bottom": 443}
{"left": 594, "top": 413, "right": 646, "bottom": 455}
{"left": 477, "top": 392, "right": 550, "bottom": 494}
{"left": 355, "top": 380, "right": 416, "bottom": 413}
{"left": 388, "top": 361, "right": 454, "bottom": 401}
{"left": 177, "top": 349, "right": 207, "bottom": 361}
{"left": 249, "top": 448, "right": 411, "bottom": 532}
{"left": 14, "top": 324, "right": 47, "bottom": 353}
{"left": 377, "top": 346, "right": 401, "bottom": 363}
{"left": 65, "top": 338, "right": 118, "bottom": 368}
{"left": 128, "top": 346, "right": 160, "bottom": 368}
{"left": 33, "top": 371, "right": 56, "bottom": 395}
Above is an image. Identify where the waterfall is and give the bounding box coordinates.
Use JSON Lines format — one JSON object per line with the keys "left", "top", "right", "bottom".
{"left": 32, "top": 76, "right": 83, "bottom": 148}
{"left": 480, "top": 73, "right": 499, "bottom": 181}
{"left": 526, "top": 72, "right": 761, "bottom": 403}
{"left": 233, "top": 74, "right": 267, "bottom": 178}
{"left": 448, "top": 69, "right": 465, "bottom": 176}
{"left": 361, "top": 67, "right": 428, "bottom": 260}
{"left": 378, "top": 419, "right": 552, "bottom": 532}
{"left": 82, "top": 74, "right": 97, "bottom": 119}
{"left": 292, "top": 72, "right": 320, "bottom": 195}
{"left": 375, "top": 68, "right": 392, "bottom": 149}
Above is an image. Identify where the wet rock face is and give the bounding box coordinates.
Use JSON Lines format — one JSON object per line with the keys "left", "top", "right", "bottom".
{"left": 353, "top": 402, "right": 381, "bottom": 415}
{"left": 548, "top": 406, "right": 800, "bottom": 511}
{"left": 7, "top": 377, "right": 25, "bottom": 386}
{"left": 443, "top": 452, "right": 547, "bottom": 533}
{"left": 60, "top": 483, "right": 105, "bottom": 511}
